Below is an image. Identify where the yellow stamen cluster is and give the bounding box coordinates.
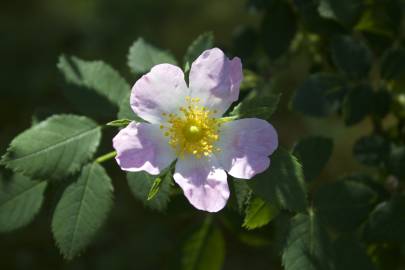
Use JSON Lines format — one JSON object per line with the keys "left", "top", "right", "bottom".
{"left": 160, "top": 96, "right": 221, "bottom": 158}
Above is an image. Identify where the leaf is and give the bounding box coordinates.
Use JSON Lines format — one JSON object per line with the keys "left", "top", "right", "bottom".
{"left": 355, "top": 1, "right": 401, "bottom": 38}
{"left": 293, "top": 0, "right": 344, "bottom": 35}
{"left": 147, "top": 177, "right": 163, "bottom": 200}
{"left": 372, "top": 88, "right": 391, "bottom": 118}
{"left": 117, "top": 91, "right": 144, "bottom": 121}
{"left": 314, "top": 180, "right": 378, "bottom": 231}
{"left": 282, "top": 211, "right": 333, "bottom": 270}
{"left": 58, "top": 55, "right": 130, "bottom": 106}
{"left": 52, "top": 163, "right": 113, "bottom": 260}
{"left": 248, "top": 148, "right": 307, "bottom": 212}
{"left": 333, "top": 236, "right": 376, "bottom": 270}
{"left": 261, "top": 1, "right": 297, "bottom": 60}
{"left": 387, "top": 145, "right": 405, "bottom": 180}
{"left": 318, "top": 0, "right": 364, "bottom": 27}
{"left": 293, "top": 136, "right": 333, "bottom": 182}
{"left": 182, "top": 217, "right": 225, "bottom": 270}
{"left": 381, "top": 47, "right": 405, "bottom": 80}
{"left": 229, "top": 179, "right": 252, "bottom": 214}
{"left": 343, "top": 84, "right": 373, "bottom": 125}
{"left": 243, "top": 197, "right": 279, "bottom": 230}
{"left": 184, "top": 32, "right": 214, "bottom": 72}
{"left": 330, "top": 35, "right": 372, "bottom": 80}
{"left": 353, "top": 135, "right": 390, "bottom": 167}
{"left": 1, "top": 115, "right": 101, "bottom": 180}
{"left": 127, "top": 171, "right": 171, "bottom": 211}
{"left": 230, "top": 92, "right": 280, "bottom": 121}
{"left": 127, "top": 38, "right": 177, "bottom": 74}
{"left": 0, "top": 172, "right": 47, "bottom": 232}
{"left": 106, "top": 119, "right": 132, "bottom": 127}
{"left": 291, "top": 73, "right": 347, "bottom": 117}
{"left": 364, "top": 195, "right": 405, "bottom": 243}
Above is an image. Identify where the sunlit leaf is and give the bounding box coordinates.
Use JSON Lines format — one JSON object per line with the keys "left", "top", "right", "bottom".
{"left": 1, "top": 115, "right": 101, "bottom": 179}
{"left": 248, "top": 148, "right": 307, "bottom": 212}
{"left": 58, "top": 55, "right": 130, "bottom": 106}
{"left": 243, "top": 197, "right": 279, "bottom": 230}
{"left": 0, "top": 172, "right": 47, "bottom": 232}
{"left": 184, "top": 32, "right": 214, "bottom": 72}
{"left": 230, "top": 92, "right": 280, "bottom": 120}
{"left": 127, "top": 38, "right": 177, "bottom": 74}
{"left": 52, "top": 163, "right": 113, "bottom": 260}
{"left": 127, "top": 171, "right": 171, "bottom": 211}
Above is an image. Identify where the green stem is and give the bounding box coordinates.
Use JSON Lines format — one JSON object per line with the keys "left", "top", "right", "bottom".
{"left": 95, "top": 151, "right": 117, "bottom": 163}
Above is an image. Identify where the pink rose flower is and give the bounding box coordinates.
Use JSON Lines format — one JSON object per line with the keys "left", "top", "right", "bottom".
{"left": 113, "top": 48, "right": 278, "bottom": 212}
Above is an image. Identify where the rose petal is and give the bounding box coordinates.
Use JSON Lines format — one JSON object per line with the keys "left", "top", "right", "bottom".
{"left": 173, "top": 155, "right": 229, "bottom": 212}
{"left": 113, "top": 122, "right": 176, "bottom": 175}
{"left": 216, "top": 118, "right": 278, "bottom": 179}
{"left": 189, "top": 48, "right": 243, "bottom": 116}
{"left": 131, "top": 64, "right": 189, "bottom": 124}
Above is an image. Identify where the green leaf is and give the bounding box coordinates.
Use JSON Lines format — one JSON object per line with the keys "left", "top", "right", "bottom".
{"left": 330, "top": 35, "right": 372, "bottom": 80}
{"left": 355, "top": 1, "right": 401, "bottom": 38}
{"left": 1, "top": 115, "right": 101, "bottom": 179}
{"left": 147, "top": 177, "right": 163, "bottom": 201}
{"left": 343, "top": 84, "right": 373, "bottom": 125}
{"left": 248, "top": 148, "right": 307, "bottom": 212}
{"left": 52, "top": 163, "right": 113, "bottom": 260}
{"left": 318, "top": 0, "right": 364, "bottom": 27}
{"left": 243, "top": 197, "right": 279, "bottom": 230}
{"left": 314, "top": 180, "right": 377, "bottom": 231}
{"left": 293, "top": 136, "right": 333, "bottom": 182}
{"left": 58, "top": 55, "right": 130, "bottom": 106}
{"left": 117, "top": 91, "right": 144, "bottom": 121}
{"left": 261, "top": 1, "right": 297, "bottom": 60}
{"left": 106, "top": 119, "right": 132, "bottom": 127}
{"left": 127, "top": 38, "right": 177, "bottom": 74}
{"left": 353, "top": 135, "right": 390, "bottom": 167}
{"left": 333, "top": 236, "right": 376, "bottom": 270}
{"left": 294, "top": 0, "right": 344, "bottom": 35}
{"left": 229, "top": 179, "right": 252, "bottom": 214}
{"left": 182, "top": 217, "right": 225, "bottom": 270}
{"left": 0, "top": 172, "right": 47, "bottom": 232}
{"left": 230, "top": 92, "right": 280, "bottom": 121}
{"left": 127, "top": 171, "right": 171, "bottom": 211}
{"left": 372, "top": 88, "right": 391, "bottom": 118}
{"left": 282, "top": 211, "right": 333, "bottom": 270}
{"left": 184, "top": 32, "right": 214, "bottom": 72}
{"left": 387, "top": 145, "right": 405, "bottom": 180}
{"left": 381, "top": 47, "right": 405, "bottom": 80}
{"left": 291, "top": 73, "right": 347, "bottom": 117}
{"left": 364, "top": 195, "right": 405, "bottom": 243}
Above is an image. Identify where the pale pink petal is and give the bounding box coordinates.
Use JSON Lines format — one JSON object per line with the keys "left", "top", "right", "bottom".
{"left": 113, "top": 122, "right": 175, "bottom": 175}
{"left": 131, "top": 64, "right": 189, "bottom": 124}
{"left": 189, "top": 48, "right": 243, "bottom": 116}
{"left": 217, "top": 118, "right": 278, "bottom": 179}
{"left": 173, "top": 156, "right": 229, "bottom": 212}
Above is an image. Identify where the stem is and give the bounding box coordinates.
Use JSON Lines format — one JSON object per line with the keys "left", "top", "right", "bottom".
{"left": 95, "top": 151, "right": 117, "bottom": 163}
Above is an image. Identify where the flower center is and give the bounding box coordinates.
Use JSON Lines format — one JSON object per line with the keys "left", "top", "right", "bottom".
{"left": 161, "top": 97, "right": 221, "bottom": 158}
